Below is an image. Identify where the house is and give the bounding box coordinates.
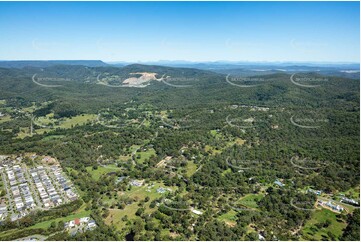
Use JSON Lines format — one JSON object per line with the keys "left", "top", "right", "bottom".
{"left": 325, "top": 201, "right": 344, "bottom": 212}
{"left": 64, "top": 222, "right": 70, "bottom": 229}
{"left": 69, "top": 220, "right": 75, "bottom": 228}
{"left": 87, "top": 220, "right": 97, "bottom": 230}
{"left": 80, "top": 217, "right": 90, "bottom": 223}
{"left": 274, "top": 180, "right": 285, "bottom": 187}
{"left": 74, "top": 218, "right": 80, "bottom": 226}
{"left": 156, "top": 187, "right": 166, "bottom": 194}
{"left": 66, "top": 189, "right": 78, "bottom": 201}
{"left": 308, "top": 189, "right": 322, "bottom": 196}
{"left": 191, "top": 208, "right": 203, "bottom": 215}
{"left": 340, "top": 197, "right": 359, "bottom": 206}
{"left": 130, "top": 180, "right": 144, "bottom": 187}
{"left": 258, "top": 233, "right": 266, "bottom": 241}
{"left": 0, "top": 205, "right": 7, "bottom": 220}
{"left": 11, "top": 214, "right": 19, "bottom": 222}
{"left": 115, "top": 176, "right": 126, "bottom": 184}
{"left": 0, "top": 205, "right": 7, "bottom": 213}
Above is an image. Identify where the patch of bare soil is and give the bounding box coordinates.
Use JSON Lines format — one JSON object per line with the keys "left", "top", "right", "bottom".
{"left": 123, "top": 72, "right": 164, "bottom": 86}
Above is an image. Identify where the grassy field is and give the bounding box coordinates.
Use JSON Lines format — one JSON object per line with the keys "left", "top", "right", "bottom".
{"left": 186, "top": 160, "right": 198, "bottom": 177}
{"left": 30, "top": 208, "right": 90, "bottom": 229}
{"left": 222, "top": 168, "right": 232, "bottom": 176}
{"left": 36, "top": 113, "right": 97, "bottom": 129}
{"left": 301, "top": 208, "right": 347, "bottom": 240}
{"left": 210, "top": 129, "right": 223, "bottom": 139}
{"left": 134, "top": 148, "right": 156, "bottom": 164}
{"left": 22, "top": 103, "right": 37, "bottom": 113}
{"left": 238, "top": 194, "right": 264, "bottom": 209}
{"left": 205, "top": 131, "right": 245, "bottom": 155}
{"left": 16, "top": 113, "right": 97, "bottom": 139}
{"left": 204, "top": 145, "right": 222, "bottom": 155}
{"left": 41, "top": 135, "right": 65, "bottom": 141}
{"left": 218, "top": 209, "right": 238, "bottom": 227}
{"left": 104, "top": 182, "right": 175, "bottom": 230}
{"left": 340, "top": 186, "right": 360, "bottom": 200}
{"left": 17, "top": 127, "right": 31, "bottom": 139}
{"left": 0, "top": 115, "right": 12, "bottom": 123}
{"left": 86, "top": 164, "right": 122, "bottom": 181}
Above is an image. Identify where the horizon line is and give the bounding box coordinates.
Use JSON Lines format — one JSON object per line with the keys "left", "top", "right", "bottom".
{"left": 0, "top": 59, "right": 359, "bottom": 65}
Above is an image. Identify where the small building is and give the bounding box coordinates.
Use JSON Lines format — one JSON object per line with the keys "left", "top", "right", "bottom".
{"left": 325, "top": 201, "right": 344, "bottom": 212}
{"left": 69, "top": 220, "right": 75, "bottom": 228}
{"left": 258, "top": 233, "right": 266, "bottom": 241}
{"left": 156, "top": 187, "right": 167, "bottom": 194}
{"left": 74, "top": 218, "right": 80, "bottom": 226}
{"left": 274, "top": 180, "right": 285, "bottom": 187}
{"left": 308, "top": 189, "right": 322, "bottom": 196}
{"left": 115, "top": 176, "right": 126, "bottom": 184}
{"left": 87, "top": 220, "right": 97, "bottom": 230}
{"left": 130, "top": 180, "right": 144, "bottom": 187}
{"left": 191, "top": 208, "right": 203, "bottom": 215}
{"left": 80, "top": 217, "right": 90, "bottom": 223}
{"left": 341, "top": 197, "right": 359, "bottom": 206}
{"left": 0, "top": 205, "right": 7, "bottom": 220}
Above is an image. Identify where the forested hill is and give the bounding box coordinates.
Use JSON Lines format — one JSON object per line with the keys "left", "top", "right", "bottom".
{"left": 0, "top": 64, "right": 359, "bottom": 110}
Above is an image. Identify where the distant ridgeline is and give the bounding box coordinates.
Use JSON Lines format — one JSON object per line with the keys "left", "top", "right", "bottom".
{"left": 0, "top": 63, "right": 359, "bottom": 111}
{"left": 0, "top": 60, "right": 109, "bottom": 68}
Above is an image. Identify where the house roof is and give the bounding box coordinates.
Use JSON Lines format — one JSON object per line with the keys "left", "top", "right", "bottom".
{"left": 74, "top": 218, "right": 80, "bottom": 225}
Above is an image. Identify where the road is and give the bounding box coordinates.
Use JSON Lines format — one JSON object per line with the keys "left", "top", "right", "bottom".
{"left": 44, "top": 166, "right": 70, "bottom": 204}
{"left": 16, "top": 234, "right": 48, "bottom": 241}
{"left": 22, "top": 164, "right": 42, "bottom": 208}
{"left": 1, "top": 171, "right": 15, "bottom": 218}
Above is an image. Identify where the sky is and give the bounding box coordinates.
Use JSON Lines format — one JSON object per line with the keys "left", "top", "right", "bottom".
{"left": 0, "top": 1, "right": 359, "bottom": 63}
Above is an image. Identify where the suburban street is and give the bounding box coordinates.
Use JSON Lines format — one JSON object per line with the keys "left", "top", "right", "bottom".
{"left": 1, "top": 171, "right": 15, "bottom": 218}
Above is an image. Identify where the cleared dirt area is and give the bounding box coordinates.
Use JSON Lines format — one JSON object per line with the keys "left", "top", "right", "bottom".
{"left": 155, "top": 156, "right": 172, "bottom": 168}
{"left": 122, "top": 72, "right": 164, "bottom": 86}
